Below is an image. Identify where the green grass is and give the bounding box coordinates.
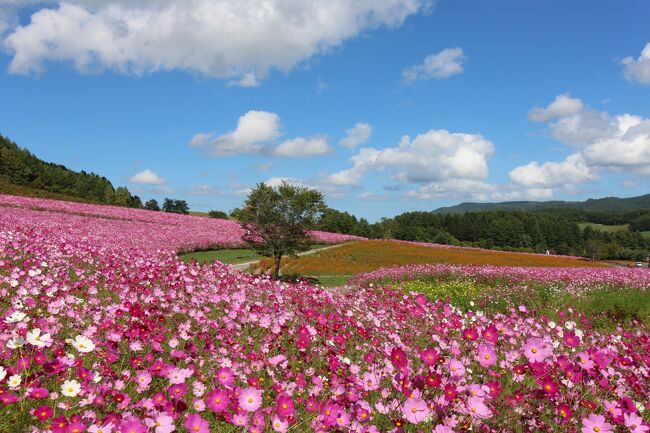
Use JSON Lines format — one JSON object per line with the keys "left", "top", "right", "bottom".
{"left": 179, "top": 244, "right": 331, "bottom": 266}
{"left": 402, "top": 277, "right": 650, "bottom": 330}
{"left": 640, "top": 231, "right": 650, "bottom": 239}
{"left": 179, "top": 249, "right": 263, "bottom": 264}
{"left": 578, "top": 222, "right": 629, "bottom": 232}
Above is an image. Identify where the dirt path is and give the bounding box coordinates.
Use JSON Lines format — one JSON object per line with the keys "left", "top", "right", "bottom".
{"left": 229, "top": 242, "right": 350, "bottom": 272}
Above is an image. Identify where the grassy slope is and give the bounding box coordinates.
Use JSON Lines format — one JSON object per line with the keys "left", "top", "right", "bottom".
{"left": 0, "top": 179, "right": 95, "bottom": 204}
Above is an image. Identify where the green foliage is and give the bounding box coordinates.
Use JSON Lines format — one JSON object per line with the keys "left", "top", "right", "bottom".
{"left": 235, "top": 181, "right": 326, "bottom": 278}
{"left": 208, "top": 210, "right": 229, "bottom": 219}
{"left": 144, "top": 199, "right": 160, "bottom": 211}
{"left": 162, "top": 198, "right": 189, "bottom": 214}
{"left": 0, "top": 134, "right": 141, "bottom": 207}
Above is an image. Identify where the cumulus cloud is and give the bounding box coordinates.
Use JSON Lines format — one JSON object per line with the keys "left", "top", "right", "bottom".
{"left": 4, "top": 0, "right": 431, "bottom": 82}
{"left": 509, "top": 153, "right": 596, "bottom": 189}
{"left": 509, "top": 94, "right": 650, "bottom": 196}
{"left": 402, "top": 47, "right": 466, "bottom": 83}
{"left": 274, "top": 135, "right": 330, "bottom": 157}
{"left": 528, "top": 94, "right": 583, "bottom": 122}
{"left": 324, "top": 129, "right": 494, "bottom": 194}
{"left": 190, "top": 110, "right": 331, "bottom": 157}
{"left": 621, "top": 42, "right": 650, "bottom": 85}
{"left": 129, "top": 169, "right": 166, "bottom": 185}
{"left": 339, "top": 122, "right": 372, "bottom": 149}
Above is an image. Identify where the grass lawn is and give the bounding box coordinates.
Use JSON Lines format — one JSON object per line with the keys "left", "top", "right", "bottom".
{"left": 578, "top": 222, "right": 629, "bottom": 232}
{"left": 180, "top": 248, "right": 262, "bottom": 264}
{"left": 640, "top": 231, "right": 650, "bottom": 239}
{"left": 179, "top": 244, "right": 330, "bottom": 265}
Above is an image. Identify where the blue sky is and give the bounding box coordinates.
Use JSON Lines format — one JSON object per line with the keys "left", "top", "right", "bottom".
{"left": 1, "top": 0, "right": 649, "bottom": 221}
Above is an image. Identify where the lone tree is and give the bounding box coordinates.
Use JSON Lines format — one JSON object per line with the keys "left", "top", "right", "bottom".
{"left": 236, "top": 181, "right": 325, "bottom": 279}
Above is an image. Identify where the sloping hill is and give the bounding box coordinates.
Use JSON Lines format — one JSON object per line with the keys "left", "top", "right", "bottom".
{"left": 434, "top": 194, "right": 650, "bottom": 214}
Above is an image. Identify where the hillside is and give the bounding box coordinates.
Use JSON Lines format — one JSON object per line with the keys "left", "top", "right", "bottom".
{"left": 434, "top": 194, "right": 650, "bottom": 214}
{"left": 0, "top": 134, "right": 142, "bottom": 207}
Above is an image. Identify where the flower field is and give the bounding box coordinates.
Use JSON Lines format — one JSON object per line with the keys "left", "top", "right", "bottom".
{"left": 1, "top": 197, "right": 649, "bottom": 433}
{"left": 252, "top": 240, "right": 608, "bottom": 277}
{"left": 0, "top": 195, "right": 364, "bottom": 252}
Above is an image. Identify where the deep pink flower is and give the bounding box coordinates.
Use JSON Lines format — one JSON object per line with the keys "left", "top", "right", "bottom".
{"left": 390, "top": 347, "right": 408, "bottom": 370}
{"left": 216, "top": 367, "right": 235, "bottom": 387}
{"left": 206, "top": 388, "right": 230, "bottom": 413}
{"left": 34, "top": 405, "right": 53, "bottom": 421}
{"left": 420, "top": 348, "right": 439, "bottom": 366}
{"left": 276, "top": 394, "right": 295, "bottom": 417}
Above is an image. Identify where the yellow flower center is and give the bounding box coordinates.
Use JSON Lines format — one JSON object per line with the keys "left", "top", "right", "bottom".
{"left": 593, "top": 427, "right": 600, "bottom": 432}
{"left": 531, "top": 348, "right": 537, "bottom": 353}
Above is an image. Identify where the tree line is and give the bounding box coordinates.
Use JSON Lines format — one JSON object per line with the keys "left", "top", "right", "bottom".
{"left": 313, "top": 208, "right": 650, "bottom": 260}
{"left": 1, "top": 135, "right": 143, "bottom": 207}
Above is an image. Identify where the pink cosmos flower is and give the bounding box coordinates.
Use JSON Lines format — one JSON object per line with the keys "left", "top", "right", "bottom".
{"left": 477, "top": 344, "right": 497, "bottom": 368}
{"left": 433, "top": 426, "right": 456, "bottom": 433}
{"left": 120, "top": 419, "right": 147, "bottom": 433}
{"left": 271, "top": 414, "right": 288, "bottom": 433}
{"left": 34, "top": 405, "right": 54, "bottom": 421}
{"left": 402, "top": 398, "right": 430, "bottom": 424}
{"left": 238, "top": 387, "right": 262, "bottom": 412}
{"left": 448, "top": 359, "right": 466, "bottom": 377}
{"left": 184, "top": 414, "right": 209, "bottom": 433}
{"left": 577, "top": 352, "right": 595, "bottom": 370}
{"left": 135, "top": 371, "right": 152, "bottom": 391}
{"left": 624, "top": 413, "right": 649, "bottom": 433}
{"left": 216, "top": 367, "right": 235, "bottom": 387}
{"left": 390, "top": 347, "right": 408, "bottom": 370}
{"left": 466, "top": 397, "right": 491, "bottom": 419}
{"left": 522, "top": 337, "right": 551, "bottom": 363}
{"left": 145, "top": 414, "right": 175, "bottom": 433}
{"left": 581, "top": 414, "right": 613, "bottom": 433}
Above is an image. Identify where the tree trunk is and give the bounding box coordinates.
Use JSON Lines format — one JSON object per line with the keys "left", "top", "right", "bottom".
{"left": 273, "top": 253, "right": 282, "bottom": 279}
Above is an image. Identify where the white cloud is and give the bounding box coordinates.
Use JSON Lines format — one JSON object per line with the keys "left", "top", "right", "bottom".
{"left": 402, "top": 47, "right": 466, "bottom": 83}
{"left": 509, "top": 153, "right": 597, "bottom": 189}
{"left": 227, "top": 72, "right": 260, "bottom": 88}
{"left": 257, "top": 162, "right": 272, "bottom": 172}
{"left": 274, "top": 135, "right": 330, "bottom": 157}
{"left": 339, "top": 122, "right": 372, "bottom": 149}
{"left": 4, "top": 0, "right": 431, "bottom": 82}
{"left": 528, "top": 94, "right": 583, "bottom": 122}
{"left": 129, "top": 169, "right": 166, "bottom": 185}
{"left": 192, "top": 110, "right": 281, "bottom": 156}
{"left": 191, "top": 110, "right": 332, "bottom": 157}
{"left": 510, "top": 94, "right": 650, "bottom": 196}
{"left": 324, "top": 129, "right": 494, "bottom": 191}
{"left": 622, "top": 42, "right": 650, "bottom": 86}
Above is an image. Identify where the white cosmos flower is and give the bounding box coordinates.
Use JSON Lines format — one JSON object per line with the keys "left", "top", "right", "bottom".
{"left": 6, "top": 336, "right": 26, "bottom": 349}
{"left": 70, "top": 335, "right": 95, "bottom": 353}
{"left": 61, "top": 379, "right": 81, "bottom": 397}
{"left": 27, "top": 329, "right": 52, "bottom": 348}
{"left": 0, "top": 366, "right": 7, "bottom": 381}
{"left": 8, "top": 374, "right": 21, "bottom": 389}
{"left": 5, "top": 311, "right": 29, "bottom": 323}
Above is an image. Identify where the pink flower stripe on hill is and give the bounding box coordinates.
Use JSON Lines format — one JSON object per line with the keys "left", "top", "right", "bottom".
{"left": 351, "top": 263, "right": 650, "bottom": 290}
{"left": 0, "top": 194, "right": 364, "bottom": 252}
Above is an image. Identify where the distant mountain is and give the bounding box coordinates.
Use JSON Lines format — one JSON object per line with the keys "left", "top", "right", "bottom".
{"left": 433, "top": 194, "right": 650, "bottom": 214}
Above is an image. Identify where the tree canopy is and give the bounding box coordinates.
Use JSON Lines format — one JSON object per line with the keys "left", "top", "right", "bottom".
{"left": 235, "top": 181, "right": 325, "bottom": 278}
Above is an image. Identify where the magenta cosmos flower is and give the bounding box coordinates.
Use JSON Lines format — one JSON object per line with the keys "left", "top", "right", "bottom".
{"left": 238, "top": 387, "right": 262, "bottom": 412}
{"left": 581, "top": 414, "right": 613, "bottom": 433}
{"left": 184, "top": 414, "right": 209, "bottom": 433}
{"left": 402, "top": 398, "right": 430, "bottom": 424}
{"left": 216, "top": 367, "right": 235, "bottom": 387}
{"left": 276, "top": 394, "right": 295, "bottom": 417}
{"left": 206, "top": 388, "right": 230, "bottom": 413}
